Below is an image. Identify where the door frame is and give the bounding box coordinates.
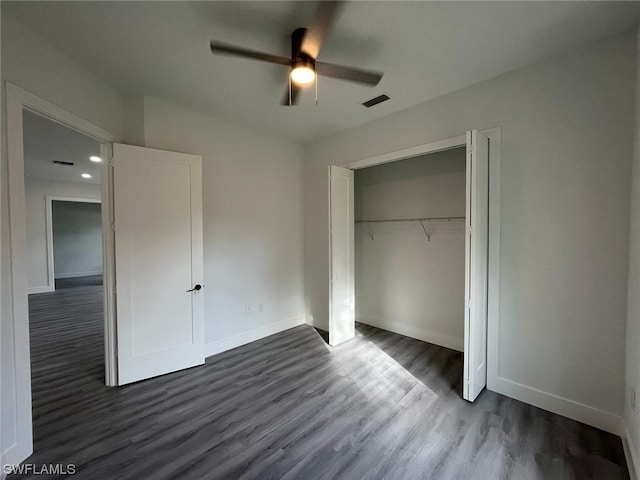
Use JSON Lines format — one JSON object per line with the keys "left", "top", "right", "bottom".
{"left": 4, "top": 81, "right": 120, "bottom": 461}
{"left": 343, "top": 127, "right": 501, "bottom": 393}
{"left": 44, "top": 196, "right": 102, "bottom": 292}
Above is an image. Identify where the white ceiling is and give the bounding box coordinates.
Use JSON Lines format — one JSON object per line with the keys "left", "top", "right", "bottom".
{"left": 5, "top": 1, "right": 640, "bottom": 143}
{"left": 23, "top": 110, "right": 102, "bottom": 184}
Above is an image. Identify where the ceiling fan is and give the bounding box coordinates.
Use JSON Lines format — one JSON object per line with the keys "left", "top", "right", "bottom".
{"left": 209, "top": 2, "right": 383, "bottom": 106}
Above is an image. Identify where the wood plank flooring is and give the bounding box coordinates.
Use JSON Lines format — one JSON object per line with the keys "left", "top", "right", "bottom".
{"left": 54, "top": 274, "right": 102, "bottom": 289}
{"left": 14, "top": 284, "right": 629, "bottom": 479}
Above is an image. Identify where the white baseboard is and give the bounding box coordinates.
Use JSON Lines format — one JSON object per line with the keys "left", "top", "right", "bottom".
{"left": 490, "top": 376, "right": 621, "bottom": 435}
{"left": 624, "top": 426, "right": 639, "bottom": 480}
{"left": 28, "top": 285, "right": 53, "bottom": 295}
{"left": 55, "top": 270, "right": 102, "bottom": 279}
{"left": 357, "top": 316, "right": 463, "bottom": 352}
{"left": 205, "top": 316, "right": 305, "bottom": 358}
{"left": 2, "top": 441, "right": 33, "bottom": 476}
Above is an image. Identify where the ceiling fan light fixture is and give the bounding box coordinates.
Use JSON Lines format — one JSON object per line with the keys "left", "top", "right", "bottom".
{"left": 290, "top": 60, "right": 316, "bottom": 86}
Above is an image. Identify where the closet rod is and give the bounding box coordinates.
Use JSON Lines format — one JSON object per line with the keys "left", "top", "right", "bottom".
{"left": 355, "top": 216, "right": 465, "bottom": 223}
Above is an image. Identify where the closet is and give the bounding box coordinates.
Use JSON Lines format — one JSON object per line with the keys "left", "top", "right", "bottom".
{"left": 354, "top": 146, "right": 467, "bottom": 353}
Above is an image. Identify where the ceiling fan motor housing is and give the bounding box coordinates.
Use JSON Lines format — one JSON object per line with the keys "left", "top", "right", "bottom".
{"left": 292, "top": 28, "right": 309, "bottom": 59}
{"left": 292, "top": 27, "right": 315, "bottom": 68}
{"left": 290, "top": 27, "right": 316, "bottom": 86}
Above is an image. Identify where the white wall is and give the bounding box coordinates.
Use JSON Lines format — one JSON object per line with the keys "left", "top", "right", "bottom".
{"left": 354, "top": 148, "right": 466, "bottom": 350}
{"left": 1, "top": 13, "right": 124, "bottom": 137}
{"left": 25, "top": 178, "right": 101, "bottom": 292}
{"left": 304, "top": 33, "right": 635, "bottom": 433}
{"left": 624, "top": 24, "right": 640, "bottom": 478}
{"left": 138, "top": 96, "right": 306, "bottom": 352}
{"left": 51, "top": 201, "right": 102, "bottom": 279}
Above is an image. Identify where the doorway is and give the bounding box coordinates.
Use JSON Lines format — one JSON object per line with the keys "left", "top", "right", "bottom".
{"left": 21, "top": 107, "right": 110, "bottom": 404}
{"left": 49, "top": 198, "right": 103, "bottom": 289}
{"left": 328, "top": 129, "right": 500, "bottom": 402}
{"left": 2, "top": 83, "right": 118, "bottom": 465}
{"left": 4, "top": 84, "right": 205, "bottom": 466}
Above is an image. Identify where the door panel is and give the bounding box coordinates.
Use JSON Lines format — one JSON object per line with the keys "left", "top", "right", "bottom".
{"left": 329, "top": 165, "right": 355, "bottom": 346}
{"left": 463, "top": 130, "right": 489, "bottom": 401}
{"left": 113, "top": 144, "right": 204, "bottom": 385}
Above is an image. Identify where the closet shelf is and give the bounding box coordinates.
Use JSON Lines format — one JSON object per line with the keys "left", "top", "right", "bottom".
{"left": 355, "top": 216, "right": 465, "bottom": 241}
{"left": 355, "top": 216, "right": 465, "bottom": 224}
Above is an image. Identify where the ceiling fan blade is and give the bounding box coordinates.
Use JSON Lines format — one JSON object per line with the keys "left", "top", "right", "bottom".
{"left": 282, "top": 83, "right": 302, "bottom": 106}
{"left": 301, "top": 1, "right": 344, "bottom": 59}
{"left": 210, "top": 41, "right": 291, "bottom": 67}
{"left": 315, "top": 61, "right": 383, "bottom": 86}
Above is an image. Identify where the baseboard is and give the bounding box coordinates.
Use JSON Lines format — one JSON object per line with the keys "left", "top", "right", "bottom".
{"left": 28, "top": 285, "right": 53, "bottom": 295}
{"left": 55, "top": 270, "right": 102, "bottom": 279}
{"left": 357, "top": 316, "right": 463, "bottom": 352}
{"left": 205, "top": 316, "right": 305, "bottom": 358}
{"left": 2, "top": 441, "right": 33, "bottom": 477}
{"left": 491, "top": 376, "right": 621, "bottom": 435}
{"left": 624, "top": 426, "right": 639, "bottom": 480}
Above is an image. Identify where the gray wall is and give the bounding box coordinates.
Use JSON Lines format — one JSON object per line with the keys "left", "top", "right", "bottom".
{"left": 304, "top": 33, "right": 635, "bottom": 432}
{"left": 355, "top": 148, "right": 466, "bottom": 350}
{"left": 52, "top": 201, "right": 102, "bottom": 278}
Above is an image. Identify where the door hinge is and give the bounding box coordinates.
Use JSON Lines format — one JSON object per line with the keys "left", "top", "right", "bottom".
{"left": 110, "top": 222, "right": 115, "bottom": 232}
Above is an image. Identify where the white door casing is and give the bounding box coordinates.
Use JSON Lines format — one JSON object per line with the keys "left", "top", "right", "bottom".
{"left": 113, "top": 144, "right": 204, "bottom": 385}
{"left": 463, "top": 130, "right": 490, "bottom": 401}
{"left": 4, "top": 83, "right": 117, "bottom": 466}
{"left": 329, "top": 165, "right": 355, "bottom": 346}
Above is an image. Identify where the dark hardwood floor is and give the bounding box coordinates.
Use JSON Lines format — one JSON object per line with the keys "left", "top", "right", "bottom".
{"left": 54, "top": 274, "right": 102, "bottom": 289}
{"left": 15, "top": 284, "right": 629, "bottom": 479}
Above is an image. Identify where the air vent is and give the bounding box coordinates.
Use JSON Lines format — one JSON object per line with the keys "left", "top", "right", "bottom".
{"left": 52, "top": 160, "right": 74, "bottom": 166}
{"left": 362, "top": 94, "right": 390, "bottom": 108}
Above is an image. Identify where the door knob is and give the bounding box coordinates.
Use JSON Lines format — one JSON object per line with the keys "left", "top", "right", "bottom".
{"left": 187, "top": 284, "right": 203, "bottom": 292}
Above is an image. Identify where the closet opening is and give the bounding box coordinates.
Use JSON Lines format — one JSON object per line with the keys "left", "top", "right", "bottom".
{"left": 354, "top": 146, "right": 467, "bottom": 351}
{"left": 329, "top": 130, "right": 494, "bottom": 402}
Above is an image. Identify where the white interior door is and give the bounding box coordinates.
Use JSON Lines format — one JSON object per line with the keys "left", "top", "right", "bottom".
{"left": 113, "top": 144, "right": 204, "bottom": 385}
{"left": 329, "top": 165, "right": 355, "bottom": 346}
{"left": 463, "top": 130, "right": 490, "bottom": 401}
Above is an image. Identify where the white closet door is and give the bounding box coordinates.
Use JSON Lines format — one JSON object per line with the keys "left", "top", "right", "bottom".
{"left": 113, "top": 144, "right": 204, "bottom": 385}
{"left": 463, "top": 130, "right": 490, "bottom": 401}
{"left": 329, "top": 165, "right": 355, "bottom": 346}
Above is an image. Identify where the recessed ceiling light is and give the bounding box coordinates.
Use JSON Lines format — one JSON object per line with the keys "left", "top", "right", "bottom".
{"left": 90, "top": 156, "right": 102, "bottom": 163}
{"left": 81, "top": 173, "right": 92, "bottom": 179}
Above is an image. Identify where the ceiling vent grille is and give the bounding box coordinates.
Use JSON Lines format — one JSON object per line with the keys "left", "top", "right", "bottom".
{"left": 52, "top": 160, "right": 74, "bottom": 166}
{"left": 362, "top": 94, "right": 390, "bottom": 108}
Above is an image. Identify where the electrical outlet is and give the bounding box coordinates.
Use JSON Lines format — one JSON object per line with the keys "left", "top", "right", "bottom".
{"left": 245, "top": 305, "right": 253, "bottom": 314}
{"left": 257, "top": 303, "right": 264, "bottom": 313}
{"left": 632, "top": 388, "right": 637, "bottom": 412}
